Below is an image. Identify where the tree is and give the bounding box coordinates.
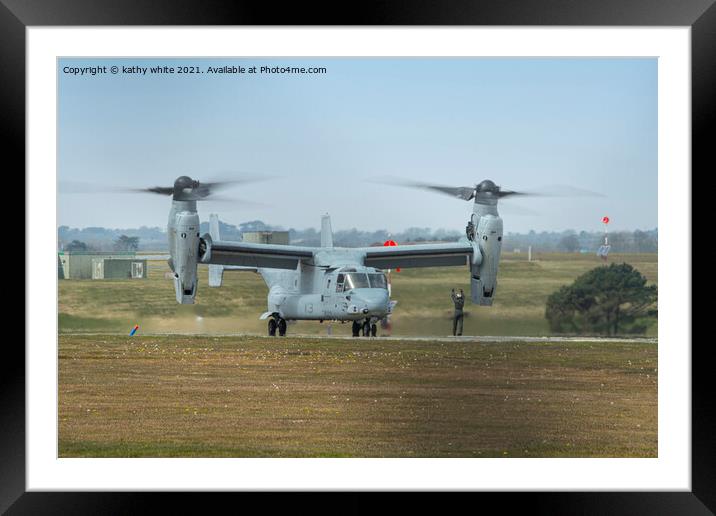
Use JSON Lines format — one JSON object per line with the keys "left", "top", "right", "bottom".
{"left": 607, "top": 231, "right": 627, "bottom": 251}
{"left": 65, "top": 240, "right": 88, "bottom": 252}
{"left": 239, "top": 220, "right": 271, "bottom": 232}
{"left": 545, "top": 263, "right": 657, "bottom": 336}
{"left": 632, "top": 229, "right": 656, "bottom": 253}
{"left": 559, "top": 232, "right": 580, "bottom": 252}
{"left": 113, "top": 235, "right": 139, "bottom": 251}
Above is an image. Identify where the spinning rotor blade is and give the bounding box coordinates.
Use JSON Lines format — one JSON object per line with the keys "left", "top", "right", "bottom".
{"left": 418, "top": 184, "right": 476, "bottom": 201}
{"left": 58, "top": 181, "right": 156, "bottom": 195}
{"left": 60, "top": 172, "right": 271, "bottom": 201}
{"left": 127, "top": 186, "right": 175, "bottom": 196}
{"left": 516, "top": 184, "right": 606, "bottom": 198}
{"left": 490, "top": 184, "right": 605, "bottom": 199}
{"left": 198, "top": 195, "right": 269, "bottom": 208}
{"left": 374, "top": 176, "right": 604, "bottom": 201}
{"left": 495, "top": 189, "right": 528, "bottom": 199}
{"left": 372, "top": 177, "right": 475, "bottom": 200}
{"left": 190, "top": 174, "right": 270, "bottom": 199}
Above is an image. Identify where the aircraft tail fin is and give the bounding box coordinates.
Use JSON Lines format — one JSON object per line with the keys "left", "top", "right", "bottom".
{"left": 209, "top": 213, "right": 220, "bottom": 240}
{"left": 208, "top": 214, "right": 224, "bottom": 287}
{"left": 321, "top": 213, "right": 334, "bottom": 248}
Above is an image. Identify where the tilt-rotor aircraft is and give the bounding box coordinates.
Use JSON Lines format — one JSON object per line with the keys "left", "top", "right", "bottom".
{"left": 158, "top": 175, "right": 524, "bottom": 337}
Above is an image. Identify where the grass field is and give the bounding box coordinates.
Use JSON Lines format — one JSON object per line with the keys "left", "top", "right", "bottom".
{"left": 58, "top": 334, "right": 657, "bottom": 458}
{"left": 58, "top": 251, "right": 657, "bottom": 337}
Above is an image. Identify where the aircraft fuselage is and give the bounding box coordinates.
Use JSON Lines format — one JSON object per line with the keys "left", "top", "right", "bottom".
{"left": 260, "top": 264, "right": 392, "bottom": 322}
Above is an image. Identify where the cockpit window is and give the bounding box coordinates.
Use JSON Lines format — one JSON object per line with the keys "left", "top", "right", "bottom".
{"left": 368, "top": 273, "right": 387, "bottom": 289}
{"left": 344, "top": 273, "right": 370, "bottom": 290}
{"left": 336, "top": 274, "right": 345, "bottom": 293}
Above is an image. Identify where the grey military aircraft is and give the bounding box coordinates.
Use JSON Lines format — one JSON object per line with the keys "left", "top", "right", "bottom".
{"left": 160, "top": 175, "right": 522, "bottom": 337}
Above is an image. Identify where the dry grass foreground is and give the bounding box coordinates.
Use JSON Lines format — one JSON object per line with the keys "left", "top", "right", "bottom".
{"left": 59, "top": 335, "right": 657, "bottom": 458}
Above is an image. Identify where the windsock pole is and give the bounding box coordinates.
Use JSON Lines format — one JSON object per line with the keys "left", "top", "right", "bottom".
{"left": 599, "top": 216, "right": 611, "bottom": 262}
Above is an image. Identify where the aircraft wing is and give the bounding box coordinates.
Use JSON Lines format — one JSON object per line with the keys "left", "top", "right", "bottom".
{"left": 201, "top": 236, "right": 314, "bottom": 270}
{"left": 362, "top": 241, "right": 474, "bottom": 269}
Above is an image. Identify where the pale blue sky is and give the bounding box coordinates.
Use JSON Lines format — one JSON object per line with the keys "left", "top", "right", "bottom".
{"left": 58, "top": 57, "right": 657, "bottom": 233}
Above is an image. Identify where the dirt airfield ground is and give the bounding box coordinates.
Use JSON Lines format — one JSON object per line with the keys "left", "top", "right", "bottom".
{"left": 58, "top": 252, "right": 658, "bottom": 457}
{"left": 59, "top": 335, "right": 657, "bottom": 458}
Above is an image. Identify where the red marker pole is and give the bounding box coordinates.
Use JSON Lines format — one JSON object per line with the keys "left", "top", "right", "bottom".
{"left": 600, "top": 216, "right": 610, "bottom": 262}
{"left": 383, "top": 239, "right": 400, "bottom": 272}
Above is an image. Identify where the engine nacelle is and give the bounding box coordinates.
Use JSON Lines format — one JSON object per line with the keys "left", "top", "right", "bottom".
{"left": 169, "top": 209, "right": 200, "bottom": 304}
{"left": 469, "top": 213, "right": 503, "bottom": 306}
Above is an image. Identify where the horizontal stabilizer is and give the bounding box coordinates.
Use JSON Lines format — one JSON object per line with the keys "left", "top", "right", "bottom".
{"left": 209, "top": 264, "right": 259, "bottom": 287}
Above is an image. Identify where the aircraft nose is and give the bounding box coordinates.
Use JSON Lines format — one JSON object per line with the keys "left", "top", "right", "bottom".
{"left": 354, "top": 289, "right": 390, "bottom": 315}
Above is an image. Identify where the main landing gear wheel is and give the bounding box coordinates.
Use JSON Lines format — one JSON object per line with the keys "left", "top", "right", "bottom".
{"left": 352, "top": 321, "right": 361, "bottom": 337}
{"left": 278, "top": 318, "right": 287, "bottom": 337}
{"left": 268, "top": 318, "right": 277, "bottom": 336}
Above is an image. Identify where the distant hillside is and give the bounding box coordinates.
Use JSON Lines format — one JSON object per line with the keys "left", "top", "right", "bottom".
{"left": 504, "top": 228, "right": 658, "bottom": 254}
{"left": 58, "top": 226, "right": 168, "bottom": 252}
{"left": 58, "top": 222, "right": 657, "bottom": 253}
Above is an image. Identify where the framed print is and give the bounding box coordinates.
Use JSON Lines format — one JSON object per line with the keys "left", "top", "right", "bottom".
{"left": 5, "top": 0, "right": 711, "bottom": 512}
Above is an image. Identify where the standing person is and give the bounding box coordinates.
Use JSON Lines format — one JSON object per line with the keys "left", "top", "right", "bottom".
{"left": 451, "top": 288, "right": 465, "bottom": 336}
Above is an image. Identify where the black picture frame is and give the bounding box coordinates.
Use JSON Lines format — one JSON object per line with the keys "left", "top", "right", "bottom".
{"left": 5, "top": 0, "right": 710, "bottom": 513}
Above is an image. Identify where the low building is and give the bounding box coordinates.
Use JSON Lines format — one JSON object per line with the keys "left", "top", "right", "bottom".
{"left": 58, "top": 251, "right": 147, "bottom": 280}
{"left": 92, "top": 258, "right": 148, "bottom": 279}
{"left": 242, "top": 231, "right": 290, "bottom": 245}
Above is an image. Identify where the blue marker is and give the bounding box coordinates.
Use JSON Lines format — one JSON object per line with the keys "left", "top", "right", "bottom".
{"left": 129, "top": 324, "right": 139, "bottom": 336}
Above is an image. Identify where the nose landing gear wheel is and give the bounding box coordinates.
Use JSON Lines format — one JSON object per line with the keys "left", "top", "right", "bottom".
{"left": 278, "top": 318, "right": 287, "bottom": 337}
{"left": 370, "top": 323, "right": 377, "bottom": 337}
{"left": 268, "top": 318, "right": 277, "bottom": 336}
{"left": 352, "top": 321, "right": 361, "bottom": 337}
{"left": 362, "top": 320, "right": 371, "bottom": 337}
